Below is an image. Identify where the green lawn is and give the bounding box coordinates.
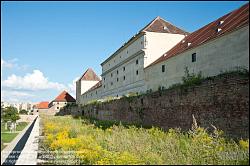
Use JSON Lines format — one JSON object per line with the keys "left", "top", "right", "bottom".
{"left": 16, "top": 122, "right": 29, "bottom": 131}
{"left": 1, "top": 133, "right": 19, "bottom": 143}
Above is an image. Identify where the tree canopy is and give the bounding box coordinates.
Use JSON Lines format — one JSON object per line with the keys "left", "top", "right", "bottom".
{"left": 1, "top": 106, "right": 20, "bottom": 122}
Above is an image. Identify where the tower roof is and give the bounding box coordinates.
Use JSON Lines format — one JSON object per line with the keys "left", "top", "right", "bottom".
{"left": 77, "top": 68, "right": 101, "bottom": 82}
{"left": 53, "top": 90, "right": 76, "bottom": 102}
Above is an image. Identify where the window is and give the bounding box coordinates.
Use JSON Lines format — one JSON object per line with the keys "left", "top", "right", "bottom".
{"left": 117, "top": 78, "right": 119, "bottom": 82}
{"left": 111, "top": 82, "right": 113, "bottom": 86}
{"left": 192, "top": 53, "right": 196, "bottom": 62}
{"left": 162, "top": 65, "right": 165, "bottom": 72}
{"left": 104, "top": 85, "right": 105, "bottom": 88}
{"left": 111, "top": 73, "right": 113, "bottom": 77}
{"left": 123, "top": 67, "right": 125, "bottom": 71}
{"left": 96, "top": 91, "right": 97, "bottom": 94}
{"left": 123, "top": 76, "right": 125, "bottom": 80}
{"left": 57, "top": 107, "right": 59, "bottom": 109}
{"left": 104, "top": 77, "right": 105, "bottom": 81}
{"left": 127, "top": 50, "right": 128, "bottom": 54}
{"left": 117, "top": 70, "right": 119, "bottom": 74}
{"left": 136, "top": 70, "right": 138, "bottom": 75}
{"left": 136, "top": 59, "right": 138, "bottom": 65}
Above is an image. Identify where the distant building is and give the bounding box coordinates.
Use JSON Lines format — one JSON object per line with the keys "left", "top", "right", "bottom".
{"left": 49, "top": 90, "right": 76, "bottom": 112}
{"left": 1, "top": 101, "right": 36, "bottom": 114}
{"left": 33, "top": 101, "right": 49, "bottom": 114}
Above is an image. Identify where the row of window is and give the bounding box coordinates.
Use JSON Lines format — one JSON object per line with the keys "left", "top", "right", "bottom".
{"left": 56, "top": 102, "right": 67, "bottom": 104}
{"left": 104, "top": 59, "right": 139, "bottom": 81}
{"left": 105, "top": 41, "right": 142, "bottom": 70}
{"left": 104, "top": 69, "right": 139, "bottom": 88}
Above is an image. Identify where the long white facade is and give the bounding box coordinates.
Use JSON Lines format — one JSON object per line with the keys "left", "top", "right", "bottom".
{"left": 76, "top": 5, "right": 249, "bottom": 105}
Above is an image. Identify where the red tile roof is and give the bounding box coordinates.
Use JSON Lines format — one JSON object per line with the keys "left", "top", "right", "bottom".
{"left": 53, "top": 90, "right": 76, "bottom": 102}
{"left": 101, "top": 16, "right": 189, "bottom": 65}
{"left": 147, "top": 3, "right": 249, "bottom": 68}
{"left": 36, "top": 102, "right": 49, "bottom": 109}
{"left": 77, "top": 68, "right": 101, "bottom": 82}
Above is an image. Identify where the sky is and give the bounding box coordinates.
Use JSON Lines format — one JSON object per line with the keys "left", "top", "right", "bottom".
{"left": 1, "top": 1, "right": 248, "bottom": 103}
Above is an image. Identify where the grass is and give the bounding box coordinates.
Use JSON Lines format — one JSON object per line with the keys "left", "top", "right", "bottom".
{"left": 16, "top": 122, "right": 29, "bottom": 131}
{"left": 1, "top": 133, "right": 19, "bottom": 143}
{"left": 39, "top": 115, "right": 249, "bottom": 165}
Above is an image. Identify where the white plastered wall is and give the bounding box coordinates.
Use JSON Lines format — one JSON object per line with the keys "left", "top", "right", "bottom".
{"left": 144, "top": 32, "right": 185, "bottom": 68}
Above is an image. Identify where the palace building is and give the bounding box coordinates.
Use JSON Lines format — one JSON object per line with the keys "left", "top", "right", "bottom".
{"left": 76, "top": 3, "right": 249, "bottom": 105}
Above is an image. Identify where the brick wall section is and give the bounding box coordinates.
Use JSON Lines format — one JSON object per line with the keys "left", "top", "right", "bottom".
{"left": 78, "top": 75, "right": 249, "bottom": 139}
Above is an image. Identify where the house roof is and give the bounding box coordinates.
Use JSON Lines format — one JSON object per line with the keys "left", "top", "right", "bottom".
{"left": 36, "top": 102, "right": 49, "bottom": 109}
{"left": 77, "top": 68, "right": 101, "bottom": 82}
{"left": 147, "top": 3, "right": 249, "bottom": 68}
{"left": 101, "top": 16, "right": 189, "bottom": 65}
{"left": 53, "top": 90, "right": 76, "bottom": 102}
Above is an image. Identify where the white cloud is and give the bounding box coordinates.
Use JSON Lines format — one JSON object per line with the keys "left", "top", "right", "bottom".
{"left": 1, "top": 58, "right": 28, "bottom": 70}
{"left": 1, "top": 90, "right": 35, "bottom": 103}
{"left": 2, "top": 70, "right": 66, "bottom": 91}
{"left": 1, "top": 59, "right": 15, "bottom": 68}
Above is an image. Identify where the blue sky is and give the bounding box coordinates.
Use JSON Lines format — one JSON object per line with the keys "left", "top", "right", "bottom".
{"left": 1, "top": 1, "right": 248, "bottom": 103}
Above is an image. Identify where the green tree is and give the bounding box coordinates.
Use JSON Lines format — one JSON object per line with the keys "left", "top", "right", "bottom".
{"left": 2, "top": 106, "right": 20, "bottom": 123}
{"left": 19, "top": 109, "right": 28, "bottom": 115}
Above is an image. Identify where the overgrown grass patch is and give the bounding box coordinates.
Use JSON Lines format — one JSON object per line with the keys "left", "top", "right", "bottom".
{"left": 39, "top": 115, "right": 249, "bottom": 165}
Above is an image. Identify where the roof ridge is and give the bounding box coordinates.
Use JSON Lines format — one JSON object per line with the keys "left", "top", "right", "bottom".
{"left": 77, "top": 68, "right": 100, "bottom": 82}
{"left": 141, "top": 16, "right": 160, "bottom": 32}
